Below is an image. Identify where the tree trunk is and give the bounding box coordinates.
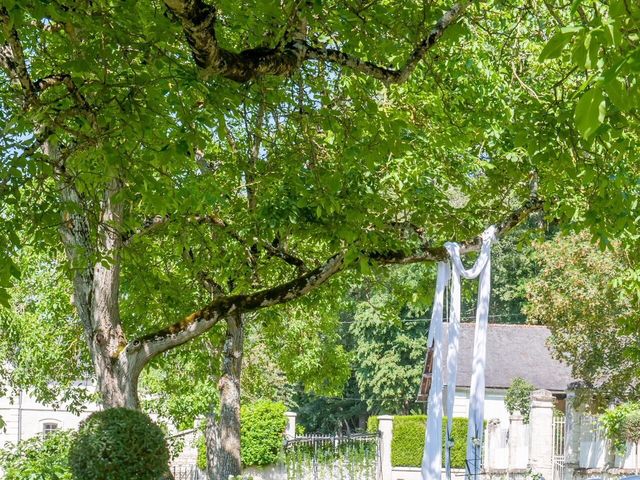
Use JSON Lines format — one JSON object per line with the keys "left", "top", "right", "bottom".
{"left": 54, "top": 162, "right": 139, "bottom": 410}
{"left": 207, "top": 312, "right": 244, "bottom": 480}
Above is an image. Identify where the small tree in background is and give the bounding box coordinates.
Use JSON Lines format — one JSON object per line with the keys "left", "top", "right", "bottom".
{"left": 505, "top": 377, "right": 535, "bottom": 423}
{"left": 69, "top": 408, "right": 170, "bottom": 480}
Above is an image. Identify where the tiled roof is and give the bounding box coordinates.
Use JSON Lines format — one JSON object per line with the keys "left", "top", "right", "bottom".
{"left": 417, "top": 323, "right": 576, "bottom": 401}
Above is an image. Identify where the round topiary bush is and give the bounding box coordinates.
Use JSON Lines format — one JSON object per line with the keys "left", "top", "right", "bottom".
{"left": 69, "top": 407, "right": 170, "bottom": 480}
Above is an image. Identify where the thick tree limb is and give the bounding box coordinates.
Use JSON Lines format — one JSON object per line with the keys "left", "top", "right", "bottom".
{"left": 0, "top": 7, "right": 35, "bottom": 98}
{"left": 164, "top": 0, "right": 469, "bottom": 83}
{"left": 129, "top": 197, "right": 543, "bottom": 365}
{"left": 128, "top": 251, "right": 346, "bottom": 360}
{"left": 371, "top": 197, "right": 544, "bottom": 264}
{"left": 306, "top": 1, "right": 469, "bottom": 84}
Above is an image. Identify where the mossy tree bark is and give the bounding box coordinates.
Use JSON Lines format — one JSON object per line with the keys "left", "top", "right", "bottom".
{"left": 205, "top": 312, "right": 244, "bottom": 479}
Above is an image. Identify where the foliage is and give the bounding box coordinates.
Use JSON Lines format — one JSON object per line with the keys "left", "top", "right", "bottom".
{"left": 195, "top": 400, "right": 288, "bottom": 468}
{"left": 240, "top": 401, "right": 287, "bottom": 467}
{"left": 1, "top": 0, "right": 639, "bottom": 470}
{"left": 368, "top": 415, "right": 473, "bottom": 468}
{"left": 294, "top": 378, "right": 368, "bottom": 434}
{"left": 600, "top": 402, "right": 640, "bottom": 456}
{"left": 623, "top": 411, "right": 640, "bottom": 444}
{"left": 505, "top": 377, "right": 535, "bottom": 423}
{"left": 524, "top": 233, "right": 639, "bottom": 405}
{"left": 196, "top": 434, "right": 207, "bottom": 471}
{"left": 0, "top": 429, "right": 75, "bottom": 480}
{"left": 349, "top": 264, "right": 432, "bottom": 415}
{"left": 69, "top": 408, "right": 170, "bottom": 480}
{"left": 538, "top": 0, "right": 640, "bottom": 139}
{"left": 0, "top": 249, "right": 93, "bottom": 411}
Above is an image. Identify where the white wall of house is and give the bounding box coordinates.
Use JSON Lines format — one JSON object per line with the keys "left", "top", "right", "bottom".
{"left": 0, "top": 390, "right": 99, "bottom": 449}
{"left": 450, "top": 387, "right": 512, "bottom": 426}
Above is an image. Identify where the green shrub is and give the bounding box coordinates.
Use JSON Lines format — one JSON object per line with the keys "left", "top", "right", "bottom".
{"left": 601, "top": 402, "right": 640, "bottom": 455}
{"left": 69, "top": 408, "right": 170, "bottom": 480}
{"left": 196, "top": 434, "right": 207, "bottom": 471}
{"left": 0, "top": 429, "right": 75, "bottom": 480}
{"left": 367, "top": 415, "right": 480, "bottom": 468}
{"left": 623, "top": 410, "right": 640, "bottom": 443}
{"left": 366, "top": 416, "right": 379, "bottom": 433}
{"left": 197, "top": 402, "right": 287, "bottom": 469}
{"left": 505, "top": 377, "right": 535, "bottom": 423}
{"left": 241, "top": 400, "right": 287, "bottom": 467}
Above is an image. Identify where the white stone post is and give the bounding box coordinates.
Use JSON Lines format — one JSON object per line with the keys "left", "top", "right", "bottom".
{"left": 529, "top": 389, "right": 555, "bottom": 480}
{"left": 378, "top": 415, "right": 394, "bottom": 480}
{"left": 509, "top": 412, "right": 529, "bottom": 471}
{"left": 485, "top": 418, "right": 501, "bottom": 471}
{"left": 564, "top": 384, "right": 581, "bottom": 480}
{"left": 285, "top": 412, "right": 297, "bottom": 440}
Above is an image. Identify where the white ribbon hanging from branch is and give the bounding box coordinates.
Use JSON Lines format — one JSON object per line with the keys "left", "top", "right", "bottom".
{"left": 422, "top": 261, "right": 449, "bottom": 480}
{"left": 422, "top": 226, "right": 496, "bottom": 480}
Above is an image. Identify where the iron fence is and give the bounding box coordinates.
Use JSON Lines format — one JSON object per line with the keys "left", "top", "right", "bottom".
{"left": 284, "top": 433, "right": 380, "bottom": 480}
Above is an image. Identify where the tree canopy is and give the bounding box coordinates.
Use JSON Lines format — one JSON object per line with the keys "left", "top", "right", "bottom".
{"left": 0, "top": 0, "right": 638, "bottom": 432}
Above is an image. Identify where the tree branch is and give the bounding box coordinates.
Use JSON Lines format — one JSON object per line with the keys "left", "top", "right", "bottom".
{"left": 264, "top": 238, "right": 307, "bottom": 273}
{"left": 164, "top": 0, "right": 469, "bottom": 83}
{"left": 306, "top": 1, "right": 469, "bottom": 84}
{"left": 127, "top": 251, "right": 346, "bottom": 361}
{"left": 128, "top": 197, "right": 543, "bottom": 365}
{"left": 371, "top": 197, "right": 544, "bottom": 264}
{"left": 0, "top": 7, "right": 35, "bottom": 98}
{"left": 125, "top": 213, "right": 308, "bottom": 272}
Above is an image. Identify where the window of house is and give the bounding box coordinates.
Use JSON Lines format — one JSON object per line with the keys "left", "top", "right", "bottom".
{"left": 42, "top": 422, "right": 59, "bottom": 437}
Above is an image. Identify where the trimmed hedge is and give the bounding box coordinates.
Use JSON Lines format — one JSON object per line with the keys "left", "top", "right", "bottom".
{"left": 196, "top": 401, "right": 288, "bottom": 469}
{"left": 69, "top": 408, "right": 170, "bottom": 480}
{"left": 241, "top": 401, "right": 287, "bottom": 467}
{"left": 367, "top": 415, "right": 482, "bottom": 468}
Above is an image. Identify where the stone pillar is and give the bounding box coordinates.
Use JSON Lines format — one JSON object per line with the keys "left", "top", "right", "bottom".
{"left": 564, "top": 384, "right": 581, "bottom": 480}
{"left": 378, "top": 415, "right": 394, "bottom": 480}
{"left": 529, "top": 389, "right": 555, "bottom": 480}
{"left": 485, "top": 418, "right": 501, "bottom": 470}
{"left": 284, "top": 412, "right": 297, "bottom": 440}
{"left": 509, "top": 412, "right": 529, "bottom": 470}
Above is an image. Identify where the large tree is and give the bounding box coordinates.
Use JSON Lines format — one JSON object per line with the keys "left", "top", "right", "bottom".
{"left": 1, "top": 0, "right": 638, "bottom": 477}
{"left": 525, "top": 232, "right": 640, "bottom": 407}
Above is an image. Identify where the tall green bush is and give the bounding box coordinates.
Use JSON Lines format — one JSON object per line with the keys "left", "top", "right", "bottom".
{"left": 0, "top": 429, "right": 75, "bottom": 480}
{"left": 504, "top": 377, "right": 535, "bottom": 423}
{"left": 69, "top": 408, "right": 170, "bottom": 480}
{"left": 368, "top": 415, "right": 480, "bottom": 468}
{"left": 601, "top": 402, "right": 640, "bottom": 455}
{"left": 241, "top": 401, "right": 287, "bottom": 467}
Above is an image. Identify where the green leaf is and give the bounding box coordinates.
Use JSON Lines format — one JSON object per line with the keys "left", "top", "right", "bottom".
{"left": 574, "top": 88, "right": 606, "bottom": 139}
{"left": 603, "top": 77, "right": 629, "bottom": 111}
{"left": 609, "top": 0, "right": 628, "bottom": 19}
{"left": 539, "top": 32, "right": 573, "bottom": 61}
{"left": 359, "top": 256, "right": 371, "bottom": 275}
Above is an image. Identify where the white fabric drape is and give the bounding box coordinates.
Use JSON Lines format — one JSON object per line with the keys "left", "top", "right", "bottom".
{"left": 422, "top": 226, "right": 495, "bottom": 480}
{"left": 443, "top": 245, "right": 460, "bottom": 480}
{"left": 422, "top": 261, "right": 449, "bottom": 480}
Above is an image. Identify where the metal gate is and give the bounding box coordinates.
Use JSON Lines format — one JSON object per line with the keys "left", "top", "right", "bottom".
{"left": 284, "top": 433, "right": 380, "bottom": 480}
{"left": 552, "top": 411, "right": 566, "bottom": 480}
{"left": 171, "top": 464, "right": 205, "bottom": 480}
